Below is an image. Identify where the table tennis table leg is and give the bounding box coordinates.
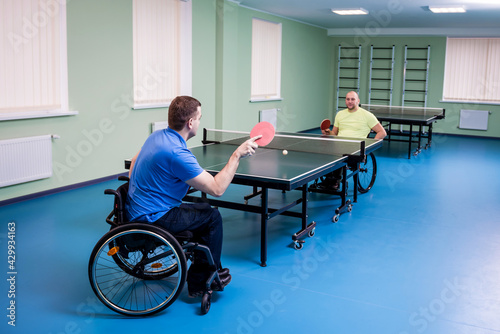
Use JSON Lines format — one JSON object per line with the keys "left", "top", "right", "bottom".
{"left": 333, "top": 167, "right": 352, "bottom": 223}
{"left": 417, "top": 124, "right": 423, "bottom": 154}
{"left": 292, "top": 185, "right": 316, "bottom": 250}
{"left": 427, "top": 123, "right": 433, "bottom": 149}
{"left": 260, "top": 187, "right": 269, "bottom": 267}
{"left": 341, "top": 167, "right": 347, "bottom": 207}
{"left": 352, "top": 164, "right": 358, "bottom": 203}
{"left": 407, "top": 124, "right": 413, "bottom": 159}
{"left": 300, "top": 185, "right": 307, "bottom": 230}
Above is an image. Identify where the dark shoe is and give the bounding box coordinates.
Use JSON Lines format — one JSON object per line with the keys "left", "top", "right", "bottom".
{"left": 317, "top": 176, "right": 340, "bottom": 191}
{"left": 188, "top": 287, "right": 205, "bottom": 298}
{"left": 212, "top": 273, "right": 231, "bottom": 291}
{"left": 188, "top": 273, "right": 232, "bottom": 298}
{"left": 218, "top": 267, "right": 230, "bottom": 277}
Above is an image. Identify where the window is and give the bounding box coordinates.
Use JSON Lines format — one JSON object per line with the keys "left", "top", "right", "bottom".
{"left": 250, "top": 18, "right": 282, "bottom": 102}
{"left": 133, "top": 0, "right": 192, "bottom": 109}
{"left": 0, "top": 0, "right": 72, "bottom": 121}
{"left": 443, "top": 38, "right": 500, "bottom": 104}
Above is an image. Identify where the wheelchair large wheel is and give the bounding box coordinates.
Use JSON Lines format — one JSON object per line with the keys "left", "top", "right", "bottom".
{"left": 357, "top": 152, "right": 377, "bottom": 194}
{"left": 88, "top": 223, "right": 187, "bottom": 316}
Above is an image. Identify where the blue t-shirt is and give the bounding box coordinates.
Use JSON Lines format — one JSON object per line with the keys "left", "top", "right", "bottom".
{"left": 126, "top": 127, "right": 204, "bottom": 223}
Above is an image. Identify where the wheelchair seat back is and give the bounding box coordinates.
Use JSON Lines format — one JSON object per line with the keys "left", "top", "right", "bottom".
{"left": 105, "top": 177, "right": 130, "bottom": 227}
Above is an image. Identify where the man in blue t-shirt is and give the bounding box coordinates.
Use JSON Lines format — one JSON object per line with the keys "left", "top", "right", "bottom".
{"left": 126, "top": 96, "right": 260, "bottom": 297}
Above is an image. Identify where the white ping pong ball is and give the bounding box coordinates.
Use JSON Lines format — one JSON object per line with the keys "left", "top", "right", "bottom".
{"left": 282, "top": 149, "right": 288, "bottom": 155}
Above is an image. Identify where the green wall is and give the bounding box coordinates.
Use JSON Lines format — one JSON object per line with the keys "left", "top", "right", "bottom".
{"left": 0, "top": 0, "right": 151, "bottom": 201}
{"left": 329, "top": 36, "right": 500, "bottom": 138}
{"left": 212, "top": 0, "right": 332, "bottom": 132}
{"left": 1, "top": 0, "right": 499, "bottom": 202}
{"left": 0, "top": 0, "right": 332, "bottom": 201}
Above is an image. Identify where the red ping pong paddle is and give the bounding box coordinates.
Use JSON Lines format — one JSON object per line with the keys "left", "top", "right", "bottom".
{"left": 320, "top": 119, "right": 331, "bottom": 132}
{"left": 250, "top": 121, "right": 275, "bottom": 146}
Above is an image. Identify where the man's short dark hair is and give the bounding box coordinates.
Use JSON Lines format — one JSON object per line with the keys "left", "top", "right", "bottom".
{"left": 168, "top": 96, "right": 202, "bottom": 131}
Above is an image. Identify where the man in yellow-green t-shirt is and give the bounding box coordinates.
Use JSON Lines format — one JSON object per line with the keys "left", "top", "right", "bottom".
{"left": 319, "top": 91, "right": 386, "bottom": 190}
{"left": 323, "top": 91, "right": 386, "bottom": 139}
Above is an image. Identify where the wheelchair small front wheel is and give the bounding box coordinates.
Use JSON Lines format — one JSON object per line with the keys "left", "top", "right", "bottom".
{"left": 201, "top": 291, "right": 212, "bottom": 315}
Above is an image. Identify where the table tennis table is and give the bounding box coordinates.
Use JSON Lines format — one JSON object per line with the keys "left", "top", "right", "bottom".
{"left": 362, "top": 104, "right": 445, "bottom": 159}
{"left": 125, "top": 129, "right": 382, "bottom": 266}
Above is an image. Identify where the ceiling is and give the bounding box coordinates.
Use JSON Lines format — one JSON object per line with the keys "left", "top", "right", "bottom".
{"left": 232, "top": 0, "right": 500, "bottom": 36}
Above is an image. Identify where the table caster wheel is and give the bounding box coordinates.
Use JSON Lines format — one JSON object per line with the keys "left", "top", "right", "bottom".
{"left": 308, "top": 228, "right": 315, "bottom": 237}
{"left": 294, "top": 240, "right": 304, "bottom": 250}
{"left": 332, "top": 214, "right": 339, "bottom": 223}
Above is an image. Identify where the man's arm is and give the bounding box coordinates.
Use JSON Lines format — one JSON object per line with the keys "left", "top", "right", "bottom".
{"left": 331, "top": 126, "right": 339, "bottom": 136}
{"left": 186, "top": 136, "right": 260, "bottom": 197}
{"left": 372, "top": 123, "right": 387, "bottom": 140}
{"left": 128, "top": 151, "right": 140, "bottom": 177}
{"left": 321, "top": 126, "right": 339, "bottom": 136}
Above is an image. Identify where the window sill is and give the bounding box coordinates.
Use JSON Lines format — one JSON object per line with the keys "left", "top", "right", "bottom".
{"left": 0, "top": 110, "right": 79, "bottom": 121}
{"left": 440, "top": 99, "right": 500, "bottom": 106}
{"left": 249, "top": 97, "right": 283, "bottom": 103}
{"left": 133, "top": 103, "right": 170, "bottom": 110}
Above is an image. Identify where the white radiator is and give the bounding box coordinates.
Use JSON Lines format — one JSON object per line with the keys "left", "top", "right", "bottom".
{"left": 259, "top": 108, "right": 279, "bottom": 129}
{"left": 151, "top": 120, "right": 168, "bottom": 133}
{"left": 459, "top": 109, "right": 490, "bottom": 130}
{"left": 0, "top": 135, "right": 54, "bottom": 188}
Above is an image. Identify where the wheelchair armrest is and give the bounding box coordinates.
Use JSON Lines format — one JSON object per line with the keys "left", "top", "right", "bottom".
{"left": 105, "top": 189, "right": 118, "bottom": 196}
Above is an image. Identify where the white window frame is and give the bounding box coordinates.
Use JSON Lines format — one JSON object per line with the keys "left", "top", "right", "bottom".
{"left": 0, "top": 0, "right": 74, "bottom": 121}
{"left": 132, "top": 0, "right": 192, "bottom": 110}
{"left": 442, "top": 37, "right": 500, "bottom": 105}
{"left": 250, "top": 18, "right": 282, "bottom": 102}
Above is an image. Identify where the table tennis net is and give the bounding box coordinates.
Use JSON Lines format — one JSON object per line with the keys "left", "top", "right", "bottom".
{"left": 203, "top": 129, "right": 365, "bottom": 156}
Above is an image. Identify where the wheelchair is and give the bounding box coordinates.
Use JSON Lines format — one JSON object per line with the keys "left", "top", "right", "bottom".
{"left": 312, "top": 151, "right": 377, "bottom": 194}
{"left": 88, "top": 176, "right": 223, "bottom": 316}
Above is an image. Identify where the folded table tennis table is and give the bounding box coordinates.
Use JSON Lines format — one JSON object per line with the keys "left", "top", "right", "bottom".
{"left": 362, "top": 104, "right": 445, "bottom": 159}
{"left": 126, "top": 129, "right": 383, "bottom": 266}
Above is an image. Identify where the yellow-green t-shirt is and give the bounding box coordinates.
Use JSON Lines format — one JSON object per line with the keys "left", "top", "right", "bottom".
{"left": 334, "top": 107, "right": 379, "bottom": 138}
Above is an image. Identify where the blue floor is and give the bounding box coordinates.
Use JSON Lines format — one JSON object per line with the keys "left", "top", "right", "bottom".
{"left": 2, "top": 134, "right": 500, "bottom": 334}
